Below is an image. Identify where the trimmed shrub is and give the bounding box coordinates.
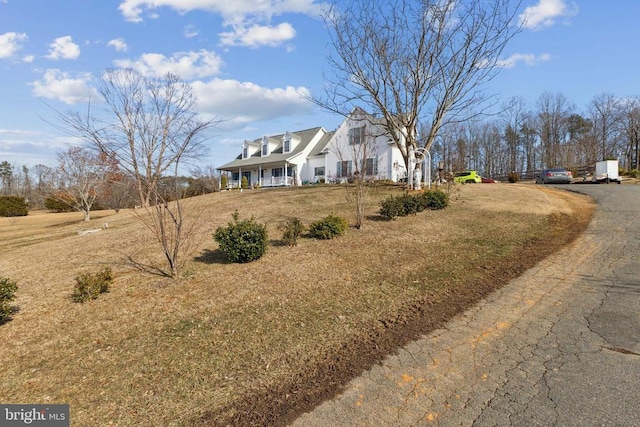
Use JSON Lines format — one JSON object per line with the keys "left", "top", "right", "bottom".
{"left": 400, "top": 193, "right": 422, "bottom": 215}
{"left": 420, "top": 189, "right": 449, "bottom": 210}
{"left": 280, "top": 217, "right": 305, "bottom": 247}
{"left": 308, "top": 214, "right": 348, "bottom": 239}
{"left": 380, "top": 189, "right": 449, "bottom": 220}
{"left": 221, "top": 174, "right": 228, "bottom": 189}
{"left": 0, "top": 276, "right": 18, "bottom": 323}
{"left": 45, "top": 196, "right": 74, "bottom": 212}
{"left": 241, "top": 176, "right": 249, "bottom": 189}
{"left": 214, "top": 211, "right": 268, "bottom": 263}
{"left": 0, "top": 196, "right": 28, "bottom": 217}
{"left": 71, "top": 266, "right": 112, "bottom": 303}
{"left": 379, "top": 195, "right": 405, "bottom": 220}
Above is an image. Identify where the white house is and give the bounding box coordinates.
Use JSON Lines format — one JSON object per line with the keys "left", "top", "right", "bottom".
{"left": 218, "top": 109, "right": 408, "bottom": 187}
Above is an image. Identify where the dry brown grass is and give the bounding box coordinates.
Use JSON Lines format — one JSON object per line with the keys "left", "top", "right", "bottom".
{"left": 0, "top": 184, "right": 594, "bottom": 426}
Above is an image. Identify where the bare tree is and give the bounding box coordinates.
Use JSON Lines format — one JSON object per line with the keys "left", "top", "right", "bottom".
{"left": 500, "top": 96, "right": 528, "bottom": 172}
{"left": 618, "top": 96, "right": 640, "bottom": 170}
{"left": 535, "top": 92, "right": 574, "bottom": 168}
{"left": 55, "top": 69, "right": 219, "bottom": 277}
{"left": 314, "top": 0, "right": 522, "bottom": 187}
{"left": 589, "top": 93, "right": 620, "bottom": 161}
{"left": 332, "top": 116, "right": 380, "bottom": 229}
{"left": 52, "top": 146, "right": 114, "bottom": 221}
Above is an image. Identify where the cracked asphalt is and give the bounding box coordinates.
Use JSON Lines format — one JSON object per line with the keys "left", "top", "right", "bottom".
{"left": 292, "top": 184, "right": 640, "bottom": 426}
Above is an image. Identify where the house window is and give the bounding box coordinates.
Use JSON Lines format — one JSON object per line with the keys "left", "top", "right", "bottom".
{"left": 232, "top": 172, "right": 240, "bottom": 181}
{"left": 364, "top": 157, "right": 378, "bottom": 176}
{"left": 262, "top": 140, "right": 269, "bottom": 156}
{"left": 272, "top": 168, "right": 283, "bottom": 177}
{"left": 283, "top": 137, "right": 291, "bottom": 153}
{"left": 242, "top": 146, "right": 248, "bottom": 159}
{"left": 349, "top": 126, "right": 365, "bottom": 145}
{"left": 314, "top": 167, "right": 325, "bottom": 177}
{"left": 337, "top": 160, "right": 352, "bottom": 177}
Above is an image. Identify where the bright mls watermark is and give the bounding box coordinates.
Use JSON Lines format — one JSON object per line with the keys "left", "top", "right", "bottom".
{"left": 0, "top": 405, "right": 69, "bottom": 426}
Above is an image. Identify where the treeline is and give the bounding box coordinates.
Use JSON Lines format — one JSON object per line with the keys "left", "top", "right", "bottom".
{"left": 430, "top": 92, "right": 640, "bottom": 178}
{"left": 0, "top": 159, "right": 221, "bottom": 213}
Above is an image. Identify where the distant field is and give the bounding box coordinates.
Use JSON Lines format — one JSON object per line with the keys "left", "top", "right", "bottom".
{"left": 0, "top": 184, "right": 594, "bottom": 426}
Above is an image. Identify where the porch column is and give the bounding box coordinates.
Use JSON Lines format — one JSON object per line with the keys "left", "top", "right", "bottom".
{"left": 284, "top": 162, "right": 288, "bottom": 186}
{"left": 238, "top": 167, "right": 241, "bottom": 188}
{"left": 259, "top": 165, "right": 262, "bottom": 187}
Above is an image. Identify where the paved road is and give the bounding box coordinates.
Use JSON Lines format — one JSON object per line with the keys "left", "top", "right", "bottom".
{"left": 292, "top": 184, "right": 640, "bottom": 426}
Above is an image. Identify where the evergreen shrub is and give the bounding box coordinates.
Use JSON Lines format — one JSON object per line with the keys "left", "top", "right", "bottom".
{"left": 0, "top": 196, "right": 28, "bottom": 217}
{"left": 214, "top": 211, "right": 268, "bottom": 263}
{"left": 308, "top": 214, "right": 348, "bottom": 239}
{"left": 0, "top": 276, "right": 18, "bottom": 323}
{"left": 71, "top": 266, "right": 112, "bottom": 303}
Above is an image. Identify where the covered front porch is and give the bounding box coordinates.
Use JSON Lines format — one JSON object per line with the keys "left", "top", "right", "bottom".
{"left": 222, "top": 161, "right": 299, "bottom": 188}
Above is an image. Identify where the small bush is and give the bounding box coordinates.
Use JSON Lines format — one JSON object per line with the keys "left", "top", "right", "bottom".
{"left": 45, "top": 196, "right": 74, "bottom": 212}
{"left": 380, "top": 190, "right": 449, "bottom": 220}
{"left": 71, "top": 266, "right": 112, "bottom": 303}
{"left": 0, "top": 196, "right": 28, "bottom": 217}
{"left": 419, "top": 189, "right": 449, "bottom": 210}
{"left": 379, "top": 195, "right": 405, "bottom": 220}
{"left": 280, "top": 217, "right": 305, "bottom": 247}
{"left": 507, "top": 172, "right": 520, "bottom": 183}
{"left": 214, "top": 211, "right": 268, "bottom": 263}
{"left": 400, "top": 193, "right": 422, "bottom": 215}
{"left": 241, "top": 176, "right": 249, "bottom": 189}
{"left": 221, "top": 174, "right": 228, "bottom": 189}
{"left": 308, "top": 214, "right": 348, "bottom": 239}
{"left": 628, "top": 169, "right": 640, "bottom": 178}
{"left": 0, "top": 276, "right": 18, "bottom": 323}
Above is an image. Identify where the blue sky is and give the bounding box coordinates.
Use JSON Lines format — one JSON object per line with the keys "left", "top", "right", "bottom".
{"left": 1, "top": 0, "right": 639, "bottom": 171}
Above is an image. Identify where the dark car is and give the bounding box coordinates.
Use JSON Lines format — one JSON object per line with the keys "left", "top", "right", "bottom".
{"left": 536, "top": 168, "right": 573, "bottom": 184}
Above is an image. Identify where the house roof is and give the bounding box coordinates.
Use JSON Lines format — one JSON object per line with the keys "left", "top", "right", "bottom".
{"left": 218, "top": 127, "right": 326, "bottom": 171}
{"left": 307, "top": 130, "right": 334, "bottom": 157}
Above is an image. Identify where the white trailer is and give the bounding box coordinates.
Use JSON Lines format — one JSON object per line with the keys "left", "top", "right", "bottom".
{"left": 593, "top": 160, "right": 621, "bottom": 184}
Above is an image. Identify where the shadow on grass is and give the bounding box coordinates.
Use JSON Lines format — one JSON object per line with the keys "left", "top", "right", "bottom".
{"left": 124, "top": 255, "right": 172, "bottom": 277}
{"left": 0, "top": 306, "right": 20, "bottom": 326}
{"left": 366, "top": 214, "right": 391, "bottom": 222}
{"left": 194, "top": 248, "right": 231, "bottom": 265}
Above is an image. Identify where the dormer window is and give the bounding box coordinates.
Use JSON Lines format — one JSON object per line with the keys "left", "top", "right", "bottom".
{"left": 242, "top": 141, "right": 249, "bottom": 159}
{"left": 283, "top": 132, "right": 292, "bottom": 153}
{"left": 261, "top": 137, "right": 269, "bottom": 156}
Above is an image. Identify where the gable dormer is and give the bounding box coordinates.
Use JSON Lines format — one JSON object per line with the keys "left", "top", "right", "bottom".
{"left": 261, "top": 136, "right": 270, "bottom": 156}
{"left": 282, "top": 131, "right": 301, "bottom": 153}
{"left": 242, "top": 140, "right": 250, "bottom": 159}
{"left": 242, "top": 140, "right": 260, "bottom": 159}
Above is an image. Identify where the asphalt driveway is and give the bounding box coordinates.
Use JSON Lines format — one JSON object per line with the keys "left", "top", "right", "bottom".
{"left": 292, "top": 184, "right": 640, "bottom": 426}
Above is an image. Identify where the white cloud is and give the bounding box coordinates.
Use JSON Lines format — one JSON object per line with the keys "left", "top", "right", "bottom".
{"left": 46, "top": 36, "right": 81, "bottom": 60}
{"left": 31, "top": 69, "right": 97, "bottom": 104}
{"left": 220, "top": 22, "right": 296, "bottom": 48}
{"left": 0, "top": 32, "right": 28, "bottom": 59}
{"left": 22, "top": 54, "right": 35, "bottom": 63}
{"left": 191, "top": 78, "right": 314, "bottom": 126}
{"left": 114, "top": 49, "right": 223, "bottom": 80}
{"left": 520, "top": 0, "right": 578, "bottom": 30}
{"left": 184, "top": 24, "right": 199, "bottom": 38}
{"left": 107, "top": 38, "right": 129, "bottom": 52}
{"left": 118, "top": 0, "right": 324, "bottom": 22}
{"left": 496, "top": 52, "right": 551, "bottom": 68}
{"left": 118, "top": 0, "right": 324, "bottom": 46}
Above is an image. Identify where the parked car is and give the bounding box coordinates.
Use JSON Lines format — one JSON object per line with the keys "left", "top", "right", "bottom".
{"left": 535, "top": 168, "right": 573, "bottom": 184}
{"left": 482, "top": 177, "right": 499, "bottom": 183}
{"left": 453, "top": 170, "right": 482, "bottom": 184}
